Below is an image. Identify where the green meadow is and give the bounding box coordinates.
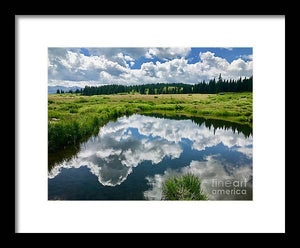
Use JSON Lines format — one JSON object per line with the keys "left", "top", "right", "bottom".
{"left": 48, "top": 92, "right": 252, "bottom": 153}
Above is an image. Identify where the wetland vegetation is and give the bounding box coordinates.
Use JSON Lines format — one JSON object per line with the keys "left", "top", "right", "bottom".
{"left": 48, "top": 92, "right": 252, "bottom": 154}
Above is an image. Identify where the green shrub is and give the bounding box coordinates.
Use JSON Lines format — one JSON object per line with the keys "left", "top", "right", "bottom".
{"left": 162, "top": 174, "right": 208, "bottom": 200}
{"left": 75, "top": 98, "right": 88, "bottom": 103}
{"left": 214, "top": 110, "right": 241, "bottom": 117}
{"left": 147, "top": 101, "right": 156, "bottom": 106}
{"left": 198, "top": 110, "right": 212, "bottom": 115}
{"left": 69, "top": 109, "right": 78, "bottom": 113}
{"left": 156, "top": 105, "right": 176, "bottom": 111}
{"left": 237, "top": 116, "right": 248, "bottom": 122}
{"left": 175, "top": 104, "right": 184, "bottom": 111}
{"left": 137, "top": 104, "right": 153, "bottom": 111}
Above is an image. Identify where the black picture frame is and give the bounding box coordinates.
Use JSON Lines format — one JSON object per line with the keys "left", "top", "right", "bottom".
{"left": 9, "top": 9, "right": 288, "bottom": 238}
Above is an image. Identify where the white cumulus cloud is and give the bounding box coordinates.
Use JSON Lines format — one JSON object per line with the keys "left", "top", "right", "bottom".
{"left": 48, "top": 48, "right": 253, "bottom": 87}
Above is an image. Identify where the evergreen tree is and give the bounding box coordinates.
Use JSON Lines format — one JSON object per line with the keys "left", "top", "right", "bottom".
{"left": 80, "top": 76, "right": 252, "bottom": 96}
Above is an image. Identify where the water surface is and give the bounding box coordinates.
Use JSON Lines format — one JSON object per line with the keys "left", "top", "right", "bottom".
{"left": 48, "top": 114, "right": 253, "bottom": 200}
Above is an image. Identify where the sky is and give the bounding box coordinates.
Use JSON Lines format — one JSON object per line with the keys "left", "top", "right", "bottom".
{"left": 48, "top": 47, "right": 253, "bottom": 88}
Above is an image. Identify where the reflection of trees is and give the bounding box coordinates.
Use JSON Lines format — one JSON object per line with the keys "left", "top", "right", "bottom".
{"left": 48, "top": 144, "right": 80, "bottom": 172}
{"left": 48, "top": 132, "right": 100, "bottom": 171}
{"left": 195, "top": 117, "right": 252, "bottom": 138}
{"left": 142, "top": 113, "right": 252, "bottom": 138}
{"left": 48, "top": 117, "right": 121, "bottom": 171}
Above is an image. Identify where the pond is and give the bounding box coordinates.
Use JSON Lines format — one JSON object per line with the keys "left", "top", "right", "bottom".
{"left": 48, "top": 114, "right": 253, "bottom": 200}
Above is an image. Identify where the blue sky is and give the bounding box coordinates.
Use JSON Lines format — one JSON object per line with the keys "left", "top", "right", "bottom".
{"left": 48, "top": 47, "right": 253, "bottom": 87}
{"left": 130, "top": 47, "right": 253, "bottom": 69}
{"left": 187, "top": 47, "right": 253, "bottom": 63}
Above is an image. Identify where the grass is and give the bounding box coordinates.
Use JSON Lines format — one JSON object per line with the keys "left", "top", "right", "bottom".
{"left": 162, "top": 173, "right": 208, "bottom": 200}
{"left": 48, "top": 92, "right": 252, "bottom": 153}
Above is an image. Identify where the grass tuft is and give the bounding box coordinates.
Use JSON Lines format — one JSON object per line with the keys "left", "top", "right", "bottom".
{"left": 162, "top": 173, "right": 208, "bottom": 200}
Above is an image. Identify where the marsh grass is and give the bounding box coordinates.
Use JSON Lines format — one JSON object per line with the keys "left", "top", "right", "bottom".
{"left": 48, "top": 92, "right": 252, "bottom": 153}
{"left": 48, "top": 103, "right": 138, "bottom": 152}
{"left": 162, "top": 173, "right": 208, "bottom": 200}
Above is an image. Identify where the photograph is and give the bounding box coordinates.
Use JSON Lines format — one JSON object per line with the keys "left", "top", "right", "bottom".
{"left": 48, "top": 47, "right": 253, "bottom": 200}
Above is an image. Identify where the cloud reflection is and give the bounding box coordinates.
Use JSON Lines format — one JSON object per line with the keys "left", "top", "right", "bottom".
{"left": 49, "top": 114, "right": 252, "bottom": 189}
{"left": 99, "top": 114, "right": 252, "bottom": 151}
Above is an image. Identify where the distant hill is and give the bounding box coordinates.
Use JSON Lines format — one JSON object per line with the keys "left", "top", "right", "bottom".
{"left": 48, "top": 86, "right": 83, "bottom": 94}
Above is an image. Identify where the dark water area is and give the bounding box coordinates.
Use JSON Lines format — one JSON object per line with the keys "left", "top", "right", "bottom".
{"left": 48, "top": 114, "right": 253, "bottom": 200}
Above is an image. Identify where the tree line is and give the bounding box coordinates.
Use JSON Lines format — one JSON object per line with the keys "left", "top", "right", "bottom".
{"left": 56, "top": 88, "right": 83, "bottom": 94}
{"left": 57, "top": 75, "right": 252, "bottom": 95}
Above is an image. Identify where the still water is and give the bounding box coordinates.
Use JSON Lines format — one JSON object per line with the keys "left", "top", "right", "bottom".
{"left": 48, "top": 114, "right": 253, "bottom": 200}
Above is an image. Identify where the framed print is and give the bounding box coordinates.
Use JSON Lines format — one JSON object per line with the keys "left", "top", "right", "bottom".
{"left": 15, "top": 15, "right": 285, "bottom": 233}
